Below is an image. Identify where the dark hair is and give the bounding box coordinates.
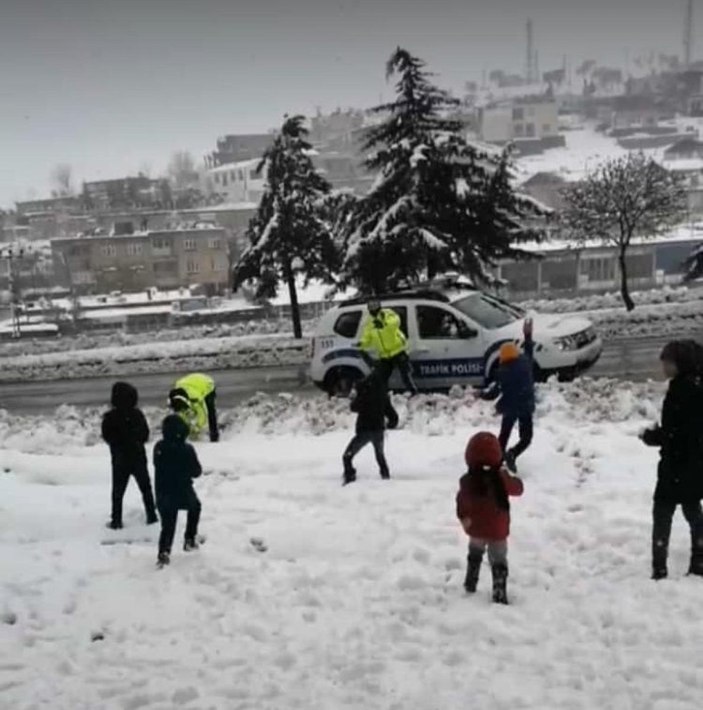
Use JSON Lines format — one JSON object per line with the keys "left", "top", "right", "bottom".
{"left": 660, "top": 339, "right": 703, "bottom": 378}
{"left": 468, "top": 465, "right": 510, "bottom": 512}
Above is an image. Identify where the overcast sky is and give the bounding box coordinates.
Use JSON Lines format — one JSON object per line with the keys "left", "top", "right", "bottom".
{"left": 0, "top": 0, "right": 691, "bottom": 208}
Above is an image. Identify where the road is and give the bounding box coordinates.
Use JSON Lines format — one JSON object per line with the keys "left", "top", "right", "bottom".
{"left": 0, "top": 332, "right": 688, "bottom": 414}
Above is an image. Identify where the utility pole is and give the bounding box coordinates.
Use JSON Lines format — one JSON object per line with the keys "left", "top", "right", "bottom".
{"left": 526, "top": 18, "right": 534, "bottom": 83}
{"left": 684, "top": 0, "right": 694, "bottom": 66}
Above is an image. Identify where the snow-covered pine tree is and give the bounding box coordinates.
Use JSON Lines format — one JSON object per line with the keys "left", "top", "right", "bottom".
{"left": 338, "top": 48, "right": 547, "bottom": 294}
{"left": 563, "top": 153, "right": 686, "bottom": 311}
{"left": 233, "top": 115, "right": 338, "bottom": 339}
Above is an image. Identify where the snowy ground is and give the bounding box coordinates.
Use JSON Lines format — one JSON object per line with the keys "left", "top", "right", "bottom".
{"left": 4, "top": 380, "right": 703, "bottom": 709}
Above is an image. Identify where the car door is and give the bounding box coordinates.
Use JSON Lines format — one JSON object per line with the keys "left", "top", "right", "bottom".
{"left": 410, "top": 304, "right": 485, "bottom": 389}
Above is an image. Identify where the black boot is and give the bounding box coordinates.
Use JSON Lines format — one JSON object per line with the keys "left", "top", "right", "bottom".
{"left": 652, "top": 538, "right": 669, "bottom": 580}
{"left": 464, "top": 551, "right": 483, "bottom": 593}
{"left": 183, "top": 537, "right": 200, "bottom": 552}
{"left": 157, "top": 551, "right": 170, "bottom": 568}
{"left": 687, "top": 530, "right": 703, "bottom": 577}
{"left": 343, "top": 465, "right": 357, "bottom": 486}
{"left": 146, "top": 511, "right": 158, "bottom": 525}
{"left": 106, "top": 520, "right": 123, "bottom": 530}
{"left": 492, "top": 564, "right": 509, "bottom": 604}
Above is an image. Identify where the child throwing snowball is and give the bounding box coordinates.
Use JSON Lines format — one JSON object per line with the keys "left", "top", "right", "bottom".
{"left": 640, "top": 340, "right": 703, "bottom": 580}
{"left": 456, "top": 432, "right": 524, "bottom": 604}
{"left": 154, "top": 414, "right": 203, "bottom": 567}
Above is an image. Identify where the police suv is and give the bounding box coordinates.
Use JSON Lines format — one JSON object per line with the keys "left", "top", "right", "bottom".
{"left": 310, "top": 281, "right": 602, "bottom": 394}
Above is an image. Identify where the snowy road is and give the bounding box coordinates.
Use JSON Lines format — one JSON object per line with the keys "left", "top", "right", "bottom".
{"left": 0, "top": 332, "right": 698, "bottom": 413}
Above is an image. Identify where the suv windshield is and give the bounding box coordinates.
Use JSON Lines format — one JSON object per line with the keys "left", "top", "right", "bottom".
{"left": 451, "top": 293, "right": 523, "bottom": 329}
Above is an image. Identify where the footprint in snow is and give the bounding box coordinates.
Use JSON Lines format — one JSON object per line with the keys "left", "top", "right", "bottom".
{"left": 250, "top": 538, "right": 268, "bottom": 553}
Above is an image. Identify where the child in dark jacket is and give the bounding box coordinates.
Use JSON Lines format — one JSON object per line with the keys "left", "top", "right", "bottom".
{"left": 481, "top": 319, "right": 535, "bottom": 473}
{"left": 101, "top": 382, "right": 157, "bottom": 529}
{"left": 154, "top": 415, "right": 203, "bottom": 567}
{"left": 641, "top": 339, "right": 703, "bottom": 580}
{"left": 456, "top": 431, "right": 524, "bottom": 604}
{"left": 342, "top": 371, "right": 399, "bottom": 485}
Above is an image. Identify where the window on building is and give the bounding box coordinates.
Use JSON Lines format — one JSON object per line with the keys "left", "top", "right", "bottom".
{"left": 186, "top": 259, "right": 201, "bottom": 274}
{"left": 153, "top": 260, "right": 177, "bottom": 275}
{"left": 238, "top": 170, "right": 244, "bottom": 181}
{"left": 213, "top": 173, "right": 220, "bottom": 185}
{"left": 231, "top": 171, "right": 236, "bottom": 181}
{"left": 211, "top": 255, "right": 228, "bottom": 271}
{"left": 73, "top": 271, "right": 95, "bottom": 285}
{"left": 208, "top": 237, "right": 223, "bottom": 250}
{"left": 514, "top": 123, "right": 525, "bottom": 137}
{"left": 183, "top": 239, "right": 197, "bottom": 251}
{"left": 525, "top": 123, "right": 536, "bottom": 137}
{"left": 222, "top": 173, "right": 228, "bottom": 186}
{"left": 580, "top": 257, "right": 616, "bottom": 283}
{"left": 101, "top": 244, "right": 117, "bottom": 258}
{"left": 513, "top": 107, "right": 525, "bottom": 121}
{"left": 126, "top": 242, "right": 143, "bottom": 257}
{"left": 249, "top": 169, "right": 259, "bottom": 180}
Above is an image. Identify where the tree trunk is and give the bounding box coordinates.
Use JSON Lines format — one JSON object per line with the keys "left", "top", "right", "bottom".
{"left": 285, "top": 261, "right": 303, "bottom": 339}
{"left": 618, "top": 249, "right": 635, "bottom": 312}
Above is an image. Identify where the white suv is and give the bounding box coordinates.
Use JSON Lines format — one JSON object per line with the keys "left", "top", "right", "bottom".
{"left": 310, "top": 285, "right": 602, "bottom": 394}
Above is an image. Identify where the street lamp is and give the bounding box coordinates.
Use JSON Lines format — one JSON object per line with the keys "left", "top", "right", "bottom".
{"left": 0, "top": 245, "right": 27, "bottom": 338}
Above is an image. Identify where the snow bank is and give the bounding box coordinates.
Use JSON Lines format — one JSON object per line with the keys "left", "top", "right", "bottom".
{"left": 7, "top": 381, "right": 703, "bottom": 709}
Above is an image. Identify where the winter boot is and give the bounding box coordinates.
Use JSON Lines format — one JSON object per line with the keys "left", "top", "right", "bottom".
{"left": 183, "top": 537, "right": 200, "bottom": 552}
{"left": 106, "top": 520, "right": 123, "bottom": 530}
{"left": 491, "top": 564, "right": 509, "bottom": 604}
{"left": 687, "top": 530, "right": 703, "bottom": 577}
{"left": 504, "top": 450, "right": 518, "bottom": 474}
{"left": 379, "top": 466, "right": 390, "bottom": 481}
{"left": 343, "top": 465, "right": 357, "bottom": 486}
{"left": 652, "top": 538, "right": 669, "bottom": 580}
{"left": 464, "top": 551, "right": 483, "bottom": 593}
{"left": 146, "top": 512, "right": 158, "bottom": 526}
{"left": 157, "top": 551, "right": 170, "bottom": 568}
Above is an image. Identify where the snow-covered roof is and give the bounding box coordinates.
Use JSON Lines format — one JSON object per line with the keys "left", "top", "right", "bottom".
{"left": 209, "top": 159, "right": 261, "bottom": 173}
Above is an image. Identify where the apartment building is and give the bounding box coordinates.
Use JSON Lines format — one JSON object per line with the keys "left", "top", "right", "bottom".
{"left": 51, "top": 227, "right": 229, "bottom": 295}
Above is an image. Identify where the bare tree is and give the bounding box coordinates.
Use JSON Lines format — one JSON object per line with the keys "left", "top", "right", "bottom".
{"left": 167, "top": 151, "right": 199, "bottom": 190}
{"left": 51, "top": 164, "right": 74, "bottom": 197}
{"left": 563, "top": 153, "right": 686, "bottom": 311}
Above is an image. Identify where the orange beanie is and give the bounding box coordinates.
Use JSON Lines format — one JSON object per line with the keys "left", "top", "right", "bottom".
{"left": 499, "top": 342, "right": 520, "bottom": 364}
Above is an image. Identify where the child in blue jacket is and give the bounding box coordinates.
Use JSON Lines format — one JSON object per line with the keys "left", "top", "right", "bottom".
{"left": 481, "top": 319, "right": 535, "bottom": 473}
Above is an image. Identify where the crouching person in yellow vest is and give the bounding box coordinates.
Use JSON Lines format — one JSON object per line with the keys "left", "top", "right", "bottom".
{"left": 168, "top": 373, "right": 219, "bottom": 442}
{"left": 359, "top": 298, "right": 418, "bottom": 395}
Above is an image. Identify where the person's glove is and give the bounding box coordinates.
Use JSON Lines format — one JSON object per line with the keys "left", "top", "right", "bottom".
{"left": 640, "top": 426, "right": 661, "bottom": 446}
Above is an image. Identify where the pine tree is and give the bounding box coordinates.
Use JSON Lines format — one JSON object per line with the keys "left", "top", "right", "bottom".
{"left": 563, "top": 153, "right": 686, "bottom": 311}
{"left": 683, "top": 243, "right": 703, "bottom": 283}
{"left": 338, "top": 48, "right": 547, "bottom": 294}
{"left": 232, "top": 115, "right": 338, "bottom": 338}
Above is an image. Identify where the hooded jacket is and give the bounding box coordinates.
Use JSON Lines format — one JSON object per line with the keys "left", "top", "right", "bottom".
{"left": 456, "top": 467, "right": 524, "bottom": 541}
{"left": 642, "top": 373, "right": 703, "bottom": 502}
{"left": 101, "top": 382, "right": 149, "bottom": 468}
{"left": 350, "top": 373, "right": 399, "bottom": 433}
{"left": 154, "top": 415, "right": 202, "bottom": 509}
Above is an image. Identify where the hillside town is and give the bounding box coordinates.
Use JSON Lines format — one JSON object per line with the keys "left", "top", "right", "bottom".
{"left": 3, "top": 14, "right": 703, "bottom": 339}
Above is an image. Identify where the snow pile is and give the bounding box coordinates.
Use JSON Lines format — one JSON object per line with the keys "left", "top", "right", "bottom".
{"left": 6, "top": 381, "right": 703, "bottom": 709}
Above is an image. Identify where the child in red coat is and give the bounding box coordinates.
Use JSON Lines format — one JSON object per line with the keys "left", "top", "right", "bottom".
{"left": 456, "top": 431, "right": 524, "bottom": 604}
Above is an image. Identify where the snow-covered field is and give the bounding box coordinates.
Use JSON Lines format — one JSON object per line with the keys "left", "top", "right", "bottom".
{"left": 4, "top": 380, "right": 703, "bottom": 709}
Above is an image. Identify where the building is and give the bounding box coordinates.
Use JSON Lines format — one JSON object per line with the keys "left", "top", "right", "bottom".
{"left": 519, "top": 172, "right": 569, "bottom": 212}
{"left": 497, "top": 234, "right": 701, "bottom": 299}
{"left": 664, "top": 136, "right": 703, "bottom": 161}
{"left": 208, "top": 159, "right": 266, "bottom": 204}
{"left": 206, "top": 134, "right": 274, "bottom": 167}
{"left": 51, "top": 227, "right": 230, "bottom": 295}
{"left": 15, "top": 196, "right": 81, "bottom": 216}
{"left": 82, "top": 176, "right": 169, "bottom": 212}
{"left": 478, "top": 98, "right": 564, "bottom": 154}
